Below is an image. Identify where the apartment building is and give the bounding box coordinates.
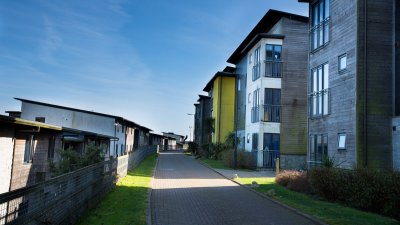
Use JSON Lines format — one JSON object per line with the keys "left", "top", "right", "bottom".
{"left": 194, "top": 95, "right": 211, "bottom": 146}
{"left": 203, "top": 67, "right": 236, "bottom": 143}
{"left": 227, "top": 10, "right": 309, "bottom": 169}
{"left": 299, "top": 0, "right": 399, "bottom": 170}
{"left": 0, "top": 115, "right": 113, "bottom": 193}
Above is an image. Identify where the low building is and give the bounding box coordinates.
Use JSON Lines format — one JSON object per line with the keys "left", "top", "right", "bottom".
{"left": 15, "top": 98, "right": 143, "bottom": 158}
{"left": 0, "top": 115, "right": 114, "bottom": 194}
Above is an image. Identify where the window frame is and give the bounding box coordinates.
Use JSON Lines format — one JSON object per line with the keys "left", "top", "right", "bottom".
{"left": 309, "top": 133, "right": 328, "bottom": 163}
{"left": 338, "top": 53, "right": 347, "bottom": 74}
{"left": 310, "top": 0, "right": 330, "bottom": 52}
{"left": 337, "top": 133, "right": 347, "bottom": 150}
{"left": 24, "top": 135, "right": 35, "bottom": 164}
{"left": 309, "top": 63, "right": 330, "bottom": 118}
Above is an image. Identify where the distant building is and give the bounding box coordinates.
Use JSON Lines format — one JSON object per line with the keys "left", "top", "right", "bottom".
{"left": 162, "top": 132, "right": 185, "bottom": 148}
{"left": 227, "top": 10, "right": 309, "bottom": 169}
{"left": 0, "top": 115, "right": 114, "bottom": 193}
{"left": 15, "top": 98, "right": 150, "bottom": 158}
{"left": 299, "top": 0, "right": 399, "bottom": 170}
{"left": 193, "top": 95, "right": 211, "bottom": 146}
{"left": 203, "top": 67, "right": 236, "bottom": 143}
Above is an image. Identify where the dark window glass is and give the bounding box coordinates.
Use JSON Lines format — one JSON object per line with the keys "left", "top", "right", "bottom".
{"left": 252, "top": 133, "right": 258, "bottom": 150}
{"left": 48, "top": 136, "right": 55, "bottom": 159}
{"left": 24, "top": 135, "right": 34, "bottom": 163}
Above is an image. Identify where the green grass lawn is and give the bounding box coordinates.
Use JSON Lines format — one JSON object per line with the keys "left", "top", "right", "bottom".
{"left": 200, "top": 158, "right": 228, "bottom": 169}
{"left": 235, "top": 177, "right": 399, "bottom": 225}
{"left": 77, "top": 154, "right": 158, "bottom": 225}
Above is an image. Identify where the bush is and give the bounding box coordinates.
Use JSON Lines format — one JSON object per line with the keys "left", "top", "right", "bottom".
{"left": 309, "top": 168, "right": 400, "bottom": 219}
{"left": 188, "top": 142, "right": 199, "bottom": 155}
{"left": 276, "top": 170, "right": 311, "bottom": 193}
{"left": 221, "top": 149, "right": 257, "bottom": 170}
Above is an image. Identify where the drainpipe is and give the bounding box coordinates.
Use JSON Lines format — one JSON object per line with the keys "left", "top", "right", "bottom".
{"left": 363, "top": 0, "right": 368, "bottom": 168}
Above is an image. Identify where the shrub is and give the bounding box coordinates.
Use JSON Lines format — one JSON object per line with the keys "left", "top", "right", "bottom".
{"left": 309, "top": 168, "right": 400, "bottom": 220}
{"left": 276, "top": 170, "right": 311, "bottom": 193}
{"left": 188, "top": 142, "right": 199, "bottom": 155}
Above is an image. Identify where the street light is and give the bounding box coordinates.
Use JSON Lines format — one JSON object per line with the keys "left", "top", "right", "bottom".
{"left": 187, "top": 113, "right": 194, "bottom": 142}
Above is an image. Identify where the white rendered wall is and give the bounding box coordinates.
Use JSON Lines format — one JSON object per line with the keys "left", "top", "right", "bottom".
{"left": 0, "top": 131, "right": 14, "bottom": 194}
{"left": 245, "top": 38, "right": 282, "bottom": 156}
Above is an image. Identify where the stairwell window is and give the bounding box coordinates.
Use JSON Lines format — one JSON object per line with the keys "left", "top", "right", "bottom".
{"left": 338, "top": 133, "right": 347, "bottom": 150}
{"left": 252, "top": 47, "right": 261, "bottom": 81}
{"left": 338, "top": 54, "right": 347, "bottom": 73}
{"left": 310, "top": 63, "right": 329, "bottom": 117}
{"left": 311, "top": 0, "right": 330, "bottom": 51}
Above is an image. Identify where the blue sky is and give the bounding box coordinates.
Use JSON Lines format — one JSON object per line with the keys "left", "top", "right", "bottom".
{"left": 0, "top": 0, "right": 307, "bottom": 136}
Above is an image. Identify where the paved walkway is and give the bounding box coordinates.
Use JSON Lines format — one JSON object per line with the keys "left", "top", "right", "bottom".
{"left": 150, "top": 151, "right": 319, "bottom": 225}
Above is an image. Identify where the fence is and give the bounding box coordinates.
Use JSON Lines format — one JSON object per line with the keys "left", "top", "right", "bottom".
{"left": 0, "top": 145, "right": 158, "bottom": 225}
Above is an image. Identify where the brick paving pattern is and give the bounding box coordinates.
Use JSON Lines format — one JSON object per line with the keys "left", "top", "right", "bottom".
{"left": 150, "top": 151, "right": 319, "bottom": 225}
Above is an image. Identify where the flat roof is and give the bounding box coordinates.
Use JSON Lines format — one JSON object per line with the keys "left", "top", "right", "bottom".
{"left": 227, "top": 9, "right": 308, "bottom": 64}
{"left": 203, "top": 71, "right": 236, "bottom": 92}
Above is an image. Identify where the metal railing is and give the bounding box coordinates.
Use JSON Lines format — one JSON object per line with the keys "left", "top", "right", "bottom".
{"left": 262, "top": 104, "right": 281, "bottom": 122}
{"left": 309, "top": 88, "right": 330, "bottom": 118}
{"left": 252, "top": 105, "right": 281, "bottom": 123}
{"left": 264, "top": 60, "right": 283, "bottom": 78}
{"left": 310, "top": 17, "right": 330, "bottom": 51}
{"left": 253, "top": 149, "right": 280, "bottom": 169}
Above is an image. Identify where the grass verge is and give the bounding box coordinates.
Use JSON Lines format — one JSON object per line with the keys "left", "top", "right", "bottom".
{"left": 77, "top": 154, "right": 157, "bottom": 225}
{"left": 235, "top": 177, "right": 399, "bottom": 225}
{"left": 200, "top": 158, "right": 229, "bottom": 169}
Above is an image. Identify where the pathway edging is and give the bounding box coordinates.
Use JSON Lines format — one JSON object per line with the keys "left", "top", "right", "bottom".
{"left": 194, "top": 157, "right": 327, "bottom": 225}
{"left": 147, "top": 155, "right": 159, "bottom": 225}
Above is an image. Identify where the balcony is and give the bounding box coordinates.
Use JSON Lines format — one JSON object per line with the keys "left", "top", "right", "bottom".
{"left": 251, "top": 104, "right": 281, "bottom": 123}
{"left": 264, "top": 60, "right": 283, "bottom": 78}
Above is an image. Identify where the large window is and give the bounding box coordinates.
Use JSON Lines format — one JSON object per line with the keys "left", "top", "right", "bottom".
{"left": 252, "top": 46, "right": 261, "bottom": 81}
{"left": 265, "top": 44, "right": 282, "bottom": 77}
{"left": 309, "top": 134, "right": 328, "bottom": 163}
{"left": 310, "top": 63, "right": 329, "bottom": 117}
{"left": 24, "top": 135, "right": 35, "bottom": 163}
{"left": 264, "top": 89, "right": 281, "bottom": 122}
{"left": 311, "top": 0, "right": 330, "bottom": 51}
{"left": 251, "top": 89, "right": 260, "bottom": 123}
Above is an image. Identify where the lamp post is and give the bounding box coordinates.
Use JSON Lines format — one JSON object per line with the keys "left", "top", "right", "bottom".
{"left": 187, "top": 113, "right": 194, "bottom": 142}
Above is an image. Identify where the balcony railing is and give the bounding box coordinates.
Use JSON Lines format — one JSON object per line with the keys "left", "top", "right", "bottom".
{"left": 310, "top": 17, "right": 330, "bottom": 51}
{"left": 252, "top": 149, "right": 280, "bottom": 169}
{"left": 309, "top": 88, "right": 330, "bottom": 118}
{"left": 264, "top": 60, "right": 283, "bottom": 78}
{"left": 252, "top": 105, "right": 281, "bottom": 123}
{"left": 262, "top": 104, "right": 281, "bottom": 122}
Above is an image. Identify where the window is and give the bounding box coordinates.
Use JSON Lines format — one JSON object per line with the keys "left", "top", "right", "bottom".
{"left": 248, "top": 53, "right": 252, "bottom": 65}
{"left": 338, "top": 133, "right": 346, "bottom": 150}
{"left": 311, "top": 0, "right": 330, "bottom": 51}
{"left": 252, "top": 46, "right": 261, "bottom": 81}
{"left": 24, "top": 135, "right": 35, "bottom": 163}
{"left": 310, "top": 63, "right": 329, "bottom": 117}
{"left": 252, "top": 133, "right": 258, "bottom": 150}
{"left": 251, "top": 89, "right": 260, "bottom": 123}
{"left": 48, "top": 136, "right": 55, "bottom": 159}
{"left": 263, "top": 133, "right": 280, "bottom": 151}
{"left": 247, "top": 133, "right": 250, "bottom": 143}
{"left": 265, "top": 44, "right": 283, "bottom": 77}
{"left": 35, "top": 117, "right": 45, "bottom": 123}
{"left": 338, "top": 54, "right": 347, "bottom": 73}
{"left": 309, "top": 134, "right": 328, "bottom": 163}
{"left": 264, "top": 89, "right": 281, "bottom": 122}
{"left": 237, "top": 78, "right": 241, "bottom": 91}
